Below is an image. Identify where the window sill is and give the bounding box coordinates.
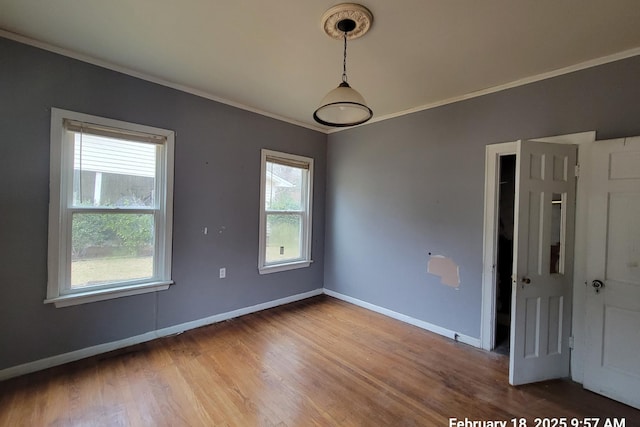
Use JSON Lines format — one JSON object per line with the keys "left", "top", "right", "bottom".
{"left": 44, "top": 281, "right": 173, "bottom": 308}
{"left": 258, "top": 260, "right": 312, "bottom": 275}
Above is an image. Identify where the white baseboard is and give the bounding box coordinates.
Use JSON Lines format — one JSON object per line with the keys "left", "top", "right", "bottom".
{"left": 0, "top": 288, "right": 323, "bottom": 381}
{"left": 0, "top": 287, "right": 482, "bottom": 381}
{"left": 323, "top": 289, "right": 481, "bottom": 348}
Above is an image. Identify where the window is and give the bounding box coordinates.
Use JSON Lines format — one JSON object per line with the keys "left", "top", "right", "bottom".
{"left": 46, "top": 108, "right": 174, "bottom": 307}
{"left": 258, "top": 149, "right": 314, "bottom": 274}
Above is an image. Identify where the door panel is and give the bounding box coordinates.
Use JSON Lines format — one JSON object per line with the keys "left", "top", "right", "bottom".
{"left": 548, "top": 295, "right": 563, "bottom": 355}
{"left": 584, "top": 137, "right": 640, "bottom": 410}
{"left": 603, "top": 306, "right": 640, "bottom": 376}
{"left": 524, "top": 297, "right": 540, "bottom": 358}
{"left": 509, "top": 140, "right": 576, "bottom": 385}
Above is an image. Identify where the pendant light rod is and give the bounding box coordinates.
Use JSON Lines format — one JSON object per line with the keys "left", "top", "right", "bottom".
{"left": 342, "top": 32, "right": 348, "bottom": 84}
{"left": 337, "top": 17, "right": 356, "bottom": 84}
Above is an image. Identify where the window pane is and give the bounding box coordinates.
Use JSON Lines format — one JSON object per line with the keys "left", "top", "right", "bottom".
{"left": 265, "top": 161, "right": 304, "bottom": 211}
{"left": 265, "top": 214, "right": 302, "bottom": 263}
{"left": 71, "top": 213, "right": 154, "bottom": 288}
{"left": 550, "top": 193, "right": 564, "bottom": 274}
{"left": 72, "top": 132, "right": 157, "bottom": 208}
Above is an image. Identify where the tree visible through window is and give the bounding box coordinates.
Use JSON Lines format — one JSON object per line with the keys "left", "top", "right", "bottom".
{"left": 259, "top": 149, "right": 313, "bottom": 274}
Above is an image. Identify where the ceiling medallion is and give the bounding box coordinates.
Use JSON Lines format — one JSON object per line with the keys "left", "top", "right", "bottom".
{"left": 321, "top": 3, "right": 373, "bottom": 40}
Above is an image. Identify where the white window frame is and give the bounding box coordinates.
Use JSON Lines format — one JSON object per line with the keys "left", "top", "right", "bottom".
{"left": 46, "top": 108, "right": 175, "bottom": 308}
{"left": 258, "top": 149, "right": 314, "bottom": 274}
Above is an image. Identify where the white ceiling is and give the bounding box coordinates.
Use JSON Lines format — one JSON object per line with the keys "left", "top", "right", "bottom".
{"left": 1, "top": 1, "right": 640, "bottom": 132}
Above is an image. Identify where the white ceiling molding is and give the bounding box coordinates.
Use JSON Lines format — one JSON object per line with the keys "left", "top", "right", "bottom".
{"left": 328, "top": 46, "right": 640, "bottom": 134}
{"left": 2, "top": 18, "right": 640, "bottom": 136}
{"left": 0, "top": 29, "right": 326, "bottom": 133}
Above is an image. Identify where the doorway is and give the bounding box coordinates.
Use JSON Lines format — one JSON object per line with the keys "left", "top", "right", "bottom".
{"left": 481, "top": 134, "right": 590, "bottom": 385}
{"left": 494, "top": 155, "right": 515, "bottom": 355}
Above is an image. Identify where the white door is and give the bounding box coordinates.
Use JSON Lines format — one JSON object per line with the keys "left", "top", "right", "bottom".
{"left": 584, "top": 136, "right": 640, "bottom": 410}
{"left": 509, "top": 140, "right": 577, "bottom": 385}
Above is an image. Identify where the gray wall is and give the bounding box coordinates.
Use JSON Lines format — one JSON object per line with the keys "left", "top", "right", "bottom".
{"left": 0, "top": 37, "right": 326, "bottom": 370}
{"left": 2, "top": 32, "right": 639, "bottom": 372}
{"left": 324, "top": 56, "right": 640, "bottom": 339}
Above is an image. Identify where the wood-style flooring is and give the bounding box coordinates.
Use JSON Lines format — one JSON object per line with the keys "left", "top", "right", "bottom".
{"left": 0, "top": 295, "right": 637, "bottom": 426}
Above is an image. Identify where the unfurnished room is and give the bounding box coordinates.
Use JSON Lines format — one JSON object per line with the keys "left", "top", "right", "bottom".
{"left": 1, "top": 1, "right": 640, "bottom": 425}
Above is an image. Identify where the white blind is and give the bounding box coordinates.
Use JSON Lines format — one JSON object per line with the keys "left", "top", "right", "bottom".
{"left": 64, "top": 119, "right": 165, "bottom": 144}
{"left": 266, "top": 155, "right": 310, "bottom": 170}
{"left": 66, "top": 120, "right": 159, "bottom": 178}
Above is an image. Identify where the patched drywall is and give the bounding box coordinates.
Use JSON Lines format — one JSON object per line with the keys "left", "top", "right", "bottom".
{"left": 324, "top": 54, "right": 640, "bottom": 340}
{"left": 427, "top": 254, "right": 460, "bottom": 288}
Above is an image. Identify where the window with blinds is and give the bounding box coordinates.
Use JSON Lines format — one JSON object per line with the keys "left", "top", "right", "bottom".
{"left": 46, "top": 108, "right": 175, "bottom": 307}
{"left": 258, "top": 149, "right": 314, "bottom": 274}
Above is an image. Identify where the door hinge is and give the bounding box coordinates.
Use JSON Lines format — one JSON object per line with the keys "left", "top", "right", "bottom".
{"left": 568, "top": 336, "right": 574, "bottom": 349}
{"left": 574, "top": 164, "right": 580, "bottom": 177}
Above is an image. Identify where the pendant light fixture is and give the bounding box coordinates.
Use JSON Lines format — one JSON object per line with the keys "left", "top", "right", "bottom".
{"left": 314, "top": 4, "right": 373, "bottom": 127}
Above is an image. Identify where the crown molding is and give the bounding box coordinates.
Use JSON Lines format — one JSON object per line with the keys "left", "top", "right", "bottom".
{"left": 0, "top": 29, "right": 327, "bottom": 134}
{"left": 328, "top": 46, "right": 640, "bottom": 134}
{"left": 3, "top": 29, "right": 638, "bottom": 136}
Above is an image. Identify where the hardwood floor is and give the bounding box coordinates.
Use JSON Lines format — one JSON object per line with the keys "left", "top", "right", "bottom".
{"left": 1, "top": 295, "right": 637, "bottom": 426}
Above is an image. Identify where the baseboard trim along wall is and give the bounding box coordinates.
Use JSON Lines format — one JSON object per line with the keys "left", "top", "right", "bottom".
{"left": 1, "top": 287, "right": 482, "bottom": 381}
{"left": 0, "top": 288, "right": 323, "bottom": 381}
{"left": 323, "top": 289, "right": 482, "bottom": 348}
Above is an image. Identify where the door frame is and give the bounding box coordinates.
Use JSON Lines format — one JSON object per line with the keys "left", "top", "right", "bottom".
{"left": 480, "top": 132, "right": 595, "bottom": 383}
{"left": 481, "top": 141, "right": 517, "bottom": 351}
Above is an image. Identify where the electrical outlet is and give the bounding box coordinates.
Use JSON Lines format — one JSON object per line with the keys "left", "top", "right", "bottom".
{"left": 219, "top": 267, "right": 226, "bottom": 279}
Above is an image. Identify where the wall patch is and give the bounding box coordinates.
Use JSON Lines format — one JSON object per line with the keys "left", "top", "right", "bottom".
{"left": 427, "top": 254, "right": 460, "bottom": 288}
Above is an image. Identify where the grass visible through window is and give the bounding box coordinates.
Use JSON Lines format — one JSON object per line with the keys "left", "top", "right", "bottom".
{"left": 71, "top": 256, "right": 153, "bottom": 288}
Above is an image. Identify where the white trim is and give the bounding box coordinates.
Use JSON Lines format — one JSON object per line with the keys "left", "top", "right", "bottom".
{"left": 324, "top": 289, "right": 481, "bottom": 348}
{"left": 44, "top": 281, "right": 172, "bottom": 308}
{"left": 258, "top": 149, "right": 314, "bottom": 274}
{"left": 327, "top": 47, "right": 640, "bottom": 134}
{"left": 2, "top": 287, "right": 490, "bottom": 380}
{"left": 258, "top": 260, "right": 312, "bottom": 275}
{"left": 47, "top": 108, "right": 175, "bottom": 307}
{"left": 0, "top": 29, "right": 325, "bottom": 134}
{"left": 0, "top": 288, "right": 323, "bottom": 381}
{"left": 2, "top": 29, "right": 638, "bottom": 136}
{"left": 480, "top": 133, "right": 595, "bottom": 362}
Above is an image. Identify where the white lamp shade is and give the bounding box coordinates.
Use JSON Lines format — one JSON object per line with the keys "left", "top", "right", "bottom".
{"left": 313, "top": 82, "right": 373, "bottom": 127}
